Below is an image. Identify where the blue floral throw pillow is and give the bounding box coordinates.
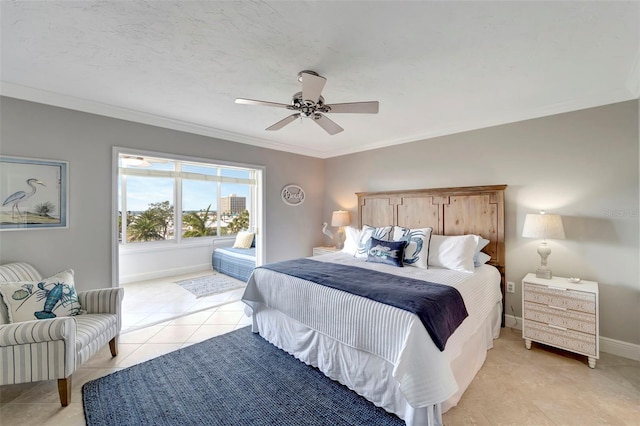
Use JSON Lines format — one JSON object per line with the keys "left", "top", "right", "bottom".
{"left": 367, "top": 237, "right": 407, "bottom": 267}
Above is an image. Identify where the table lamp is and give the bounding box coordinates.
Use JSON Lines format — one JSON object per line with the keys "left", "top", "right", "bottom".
{"left": 522, "top": 211, "right": 565, "bottom": 279}
{"left": 331, "top": 210, "right": 351, "bottom": 250}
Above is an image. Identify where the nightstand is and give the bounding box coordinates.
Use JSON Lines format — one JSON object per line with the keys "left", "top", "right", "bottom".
{"left": 522, "top": 273, "right": 599, "bottom": 368}
{"left": 313, "top": 246, "right": 339, "bottom": 256}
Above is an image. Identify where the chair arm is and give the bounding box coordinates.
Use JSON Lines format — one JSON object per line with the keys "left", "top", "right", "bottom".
{"left": 0, "top": 317, "right": 76, "bottom": 346}
{"left": 78, "top": 288, "right": 124, "bottom": 333}
{"left": 78, "top": 288, "right": 123, "bottom": 315}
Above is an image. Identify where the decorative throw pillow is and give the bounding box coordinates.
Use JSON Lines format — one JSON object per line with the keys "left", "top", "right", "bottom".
{"left": 354, "top": 225, "right": 393, "bottom": 258}
{"left": 233, "top": 231, "right": 255, "bottom": 249}
{"left": 342, "top": 226, "right": 361, "bottom": 255}
{"left": 428, "top": 234, "right": 480, "bottom": 273}
{"left": 393, "top": 226, "right": 433, "bottom": 268}
{"left": 0, "top": 269, "right": 81, "bottom": 323}
{"left": 367, "top": 238, "right": 407, "bottom": 267}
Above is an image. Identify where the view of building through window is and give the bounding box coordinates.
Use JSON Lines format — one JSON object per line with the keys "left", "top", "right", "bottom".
{"left": 118, "top": 154, "right": 256, "bottom": 244}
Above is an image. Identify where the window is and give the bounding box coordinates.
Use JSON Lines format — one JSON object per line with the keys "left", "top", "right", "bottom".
{"left": 118, "top": 154, "right": 257, "bottom": 245}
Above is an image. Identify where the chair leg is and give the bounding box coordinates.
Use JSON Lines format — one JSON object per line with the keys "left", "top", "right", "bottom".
{"left": 58, "top": 376, "right": 71, "bottom": 406}
{"left": 109, "top": 336, "right": 118, "bottom": 357}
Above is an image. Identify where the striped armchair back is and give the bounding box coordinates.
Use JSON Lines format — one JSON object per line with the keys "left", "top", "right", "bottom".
{"left": 0, "top": 262, "right": 43, "bottom": 324}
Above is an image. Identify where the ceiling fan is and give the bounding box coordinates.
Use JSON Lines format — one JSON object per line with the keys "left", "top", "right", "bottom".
{"left": 235, "top": 70, "right": 379, "bottom": 135}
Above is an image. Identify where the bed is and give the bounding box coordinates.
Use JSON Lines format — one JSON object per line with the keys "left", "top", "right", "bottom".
{"left": 242, "top": 185, "right": 506, "bottom": 426}
{"left": 211, "top": 237, "right": 256, "bottom": 282}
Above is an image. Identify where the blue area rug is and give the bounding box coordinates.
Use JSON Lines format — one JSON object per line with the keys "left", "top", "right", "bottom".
{"left": 82, "top": 326, "right": 404, "bottom": 426}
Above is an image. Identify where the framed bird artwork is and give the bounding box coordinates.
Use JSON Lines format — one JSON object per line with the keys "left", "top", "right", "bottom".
{"left": 0, "top": 156, "right": 68, "bottom": 230}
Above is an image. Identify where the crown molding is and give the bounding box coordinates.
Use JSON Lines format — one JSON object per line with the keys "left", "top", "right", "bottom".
{"left": 0, "top": 82, "right": 328, "bottom": 159}
{"left": 323, "top": 88, "right": 639, "bottom": 158}
{"left": 1, "top": 82, "right": 635, "bottom": 160}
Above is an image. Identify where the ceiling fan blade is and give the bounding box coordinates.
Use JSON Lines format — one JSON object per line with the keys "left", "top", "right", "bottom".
{"left": 324, "top": 101, "right": 379, "bottom": 114}
{"left": 313, "top": 113, "right": 344, "bottom": 135}
{"left": 235, "top": 98, "right": 291, "bottom": 109}
{"left": 266, "top": 113, "right": 300, "bottom": 131}
{"left": 300, "top": 72, "right": 326, "bottom": 103}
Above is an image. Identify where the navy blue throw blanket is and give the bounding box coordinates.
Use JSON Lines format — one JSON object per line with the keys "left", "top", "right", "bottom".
{"left": 259, "top": 258, "right": 468, "bottom": 351}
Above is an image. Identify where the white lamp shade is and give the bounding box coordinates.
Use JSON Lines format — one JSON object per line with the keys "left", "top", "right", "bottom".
{"left": 331, "top": 210, "right": 351, "bottom": 227}
{"left": 522, "top": 213, "right": 565, "bottom": 240}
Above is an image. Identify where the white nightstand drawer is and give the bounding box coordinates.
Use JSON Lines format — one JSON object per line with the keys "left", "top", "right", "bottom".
{"left": 523, "top": 283, "right": 596, "bottom": 314}
{"left": 523, "top": 301, "right": 596, "bottom": 334}
{"left": 524, "top": 320, "right": 597, "bottom": 356}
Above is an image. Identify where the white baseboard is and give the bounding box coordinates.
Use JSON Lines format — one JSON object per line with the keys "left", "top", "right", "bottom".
{"left": 600, "top": 336, "right": 640, "bottom": 361}
{"left": 503, "top": 315, "right": 640, "bottom": 361}
{"left": 119, "top": 263, "right": 211, "bottom": 284}
{"left": 504, "top": 314, "right": 522, "bottom": 330}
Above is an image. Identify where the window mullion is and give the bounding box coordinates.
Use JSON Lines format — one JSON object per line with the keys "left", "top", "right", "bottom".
{"left": 216, "top": 168, "right": 222, "bottom": 237}
{"left": 175, "top": 163, "right": 182, "bottom": 244}
{"left": 121, "top": 174, "right": 128, "bottom": 245}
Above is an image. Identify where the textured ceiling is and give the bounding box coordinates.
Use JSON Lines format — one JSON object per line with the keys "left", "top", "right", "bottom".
{"left": 1, "top": 1, "right": 639, "bottom": 158}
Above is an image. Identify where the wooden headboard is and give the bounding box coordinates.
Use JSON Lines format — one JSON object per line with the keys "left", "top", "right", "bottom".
{"left": 356, "top": 185, "right": 507, "bottom": 324}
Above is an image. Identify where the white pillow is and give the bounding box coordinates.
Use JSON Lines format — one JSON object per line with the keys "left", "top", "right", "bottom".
{"left": 474, "top": 237, "right": 490, "bottom": 264}
{"left": 393, "top": 226, "right": 433, "bottom": 269}
{"left": 233, "top": 231, "right": 255, "bottom": 248}
{"left": 0, "top": 269, "right": 82, "bottom": 323}
{"left": 354, "top": 225, "right": 393, "bottom": 258}
{"left": 475, "top": 252, "right": 492, "bottom": 267}
{"left": 428, "top": 234, "right": 480, "bottom": 273}
{"left": 342, "top": 226, "right": 361, "bottom": 255}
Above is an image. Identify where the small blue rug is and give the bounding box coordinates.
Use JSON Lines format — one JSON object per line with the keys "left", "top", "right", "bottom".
{"left": 175, "top": 273, "right": 245, "bottom": 298}
{"left": 82, "top": 327, "right": 404, "bottom": 426}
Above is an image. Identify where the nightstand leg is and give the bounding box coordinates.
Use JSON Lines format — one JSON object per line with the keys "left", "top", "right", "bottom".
{"left": 525, "top": 339, "right": 531, "bottom": 350}
{"left": 588, "top": 357, "right": 596, "bottom": 369}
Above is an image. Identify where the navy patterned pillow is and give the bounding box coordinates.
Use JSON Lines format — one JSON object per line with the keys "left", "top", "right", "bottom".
{"left": 367, "top": 237, "right": 407, "bottom": 267}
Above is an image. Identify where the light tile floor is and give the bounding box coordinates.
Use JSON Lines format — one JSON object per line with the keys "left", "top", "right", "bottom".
{"left": 120, "top": 270, "right": 247, "bottom": 332}
{"left": 1, "top": 319, "right": 638, "bottom": 425}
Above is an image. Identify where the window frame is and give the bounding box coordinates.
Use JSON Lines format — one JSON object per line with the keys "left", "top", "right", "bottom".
{"left": 112, "top": 148, "right": 264, "bottom": 285}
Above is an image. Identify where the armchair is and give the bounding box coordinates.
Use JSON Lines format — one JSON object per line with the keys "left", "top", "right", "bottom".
{"left": 0, "top": 262, "right": 123, "bottom": 406}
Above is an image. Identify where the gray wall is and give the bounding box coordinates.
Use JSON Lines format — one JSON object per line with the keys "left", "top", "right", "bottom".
{"left": 1, "top": 96, "right": 638, "bottom": 346}
{"left": 324, "top": 100, "right": 639, "bottom": 345}
{"left": 0, "top": 96, "right": 324, "bottom": 289}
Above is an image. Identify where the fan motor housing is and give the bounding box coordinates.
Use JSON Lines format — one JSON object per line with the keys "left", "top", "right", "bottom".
{"left": 292, "top": 91, "right": 326, "bottom": 117}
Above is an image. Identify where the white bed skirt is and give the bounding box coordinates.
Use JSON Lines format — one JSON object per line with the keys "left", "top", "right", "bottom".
{"left": 250, "top": 302, "right": 501, "bottom": 426}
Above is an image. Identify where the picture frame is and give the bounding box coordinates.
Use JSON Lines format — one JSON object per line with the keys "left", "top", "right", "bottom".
{"left": 0, "top": 156, "right": 68, "bottom": 230}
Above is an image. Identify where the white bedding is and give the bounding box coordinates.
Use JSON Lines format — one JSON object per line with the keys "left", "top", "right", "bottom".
{"left": 242, "top": 252, "right": 502, "bottom": 424}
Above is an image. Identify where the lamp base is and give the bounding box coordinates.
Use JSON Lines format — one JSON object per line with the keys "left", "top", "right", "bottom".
{"left": 334, "top": 227, "right": 345, "bottom": 250}
{"left": 535, "top": 267, "right": 552, "bottom": 279}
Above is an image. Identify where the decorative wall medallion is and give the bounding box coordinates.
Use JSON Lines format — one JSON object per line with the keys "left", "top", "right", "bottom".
{"left": 281, "top": 184, "right": 305, "bottom": 206}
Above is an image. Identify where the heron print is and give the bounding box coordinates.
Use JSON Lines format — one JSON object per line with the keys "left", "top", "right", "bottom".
{"left": 0, "top": 157, "right": 68, "bottom": 229}
{"left": 2, "top": 177, "right": 45, "bottom": 220}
